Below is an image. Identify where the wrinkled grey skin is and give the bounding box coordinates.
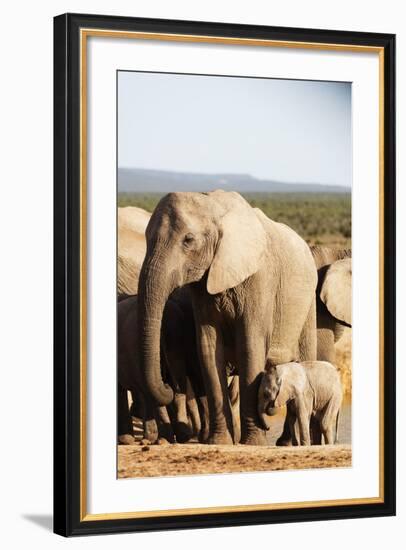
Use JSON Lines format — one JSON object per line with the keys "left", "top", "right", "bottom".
{"left": 258, "top": 361, "right": 342, "bottom": 445}
{"left": 117, "top": 206, "right": 150, "bottom": 297}
{"left": 117, "top": 206, "right": 209, "bottom": 443}
{"left": 168, "top": 287, "right": 210, "bottom": 442}
{"left": 138, "top": 191, "right": 318, "bottom": 445}
{"left": 224, "top": 374, "right": 241, "bottom": 444}
{"left": 118, "top": 294, "right": 204, "bottom": 444}
{"left": 312, "top": 247, "right": 352, "bottom": 363}
{"left": 276, "top": 247, "right": 351, "bottom": 446}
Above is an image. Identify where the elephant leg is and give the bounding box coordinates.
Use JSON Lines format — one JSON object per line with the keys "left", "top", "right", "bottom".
{"left": 228, "top": 375, "right": 241, "bottom": 444}
{"left": 197, "top": 395, "right": 210, "bottom": 443}
{"left": 237, "top": 334, "right": 268, "bottom": 446}
{"left": 316, "top": 327, "right": 336, "bottom": 363}
{"left": 299, "top": 297, "right": 317, "bottom": 362}
{"left": 196, "top": 323, "right": 233, "bottom": 445}
{"left": 228, "top": 374, "right": 239, "bottom": 406}
{"left": 322, "top": 425, "right": 335, "bottom": 445}
{"left": 172, "top": 391, "right": 192, "bottom": 443}
{"left": 117, "top": 383, "right": 135, "bottom": 444}
{"left": 143, "top": 394, "right": 159, "bottom": 444}
{"left": 129, "top": 389, "right": 145, "bottom": 441}
{"left": 296, "top": 401, "right": 311, "bottom": 446}
{"left": 310, "top": 417, "right": 322, "bottom": 445}
{"left": 288, "top": 412, "right": 299, "bottom": 446}
{"left": 186, "top": 378, "right": 201, "bottom": 440}
{"left": 154, "top": 406, "right": 175, "bottom": 443}
{"left": 129, "top": 389, "right": 144, "bottom": 419}
{"left": 282, "top": 402, "right": 299, "bottom": 446}
{"left": 321, "top": 396, "right": 342, "bottom": 445}
{"left": 163, "top": 350, "right": 192, "bottom": 443}
{"left": 276, "top": 415, "right": 293, "bottom": 446}
{"left": 187, "top": 397, "right": 201, "bottom": 440}
{"left": 187, "top": 360, "right": 209, "bottom": 442}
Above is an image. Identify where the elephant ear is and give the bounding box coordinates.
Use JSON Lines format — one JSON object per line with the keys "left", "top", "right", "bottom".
{"left": 274, "top": 376, "right": 289, "bottom": 408}
{"left": 207, "top": 192, "right": 267, "bottom": 295}
{"left": 320, "top": 258, "right": 352, "bottom": 326}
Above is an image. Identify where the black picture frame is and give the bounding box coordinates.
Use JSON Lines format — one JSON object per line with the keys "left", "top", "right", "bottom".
{"left": 54, "top": 12, "right": 396, "bottom": 537}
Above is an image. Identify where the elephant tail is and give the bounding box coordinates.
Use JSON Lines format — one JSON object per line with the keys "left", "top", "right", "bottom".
{"left": 335, "top": 409, "right": 340, "bottom": 444}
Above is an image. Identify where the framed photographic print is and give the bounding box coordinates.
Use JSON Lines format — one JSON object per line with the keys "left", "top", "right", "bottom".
{"left": 53, "top": 13, "right": 396, "bottom": 536}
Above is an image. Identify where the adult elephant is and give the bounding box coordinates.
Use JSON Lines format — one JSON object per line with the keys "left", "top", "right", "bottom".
{"left": 311, "top": 246, "right": 352, "bottom": 362}
{"left": 118, "top": 206, "right": 151, "bottom": 296}
{"left": 275, "top": 246, "right": 351, "bottom": 446}
{"left": 117, "top": 206, "right": 150, "bottom": 426}
{"left": 117, "top": 206, "right": 210, "bottom": 442}
{"left": 137, "top": 191, "right": 318, "bottom": 445}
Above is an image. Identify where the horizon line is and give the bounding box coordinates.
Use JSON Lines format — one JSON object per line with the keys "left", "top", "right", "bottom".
{"left": 118, "top": 165, "right": 351, "bottom": 189}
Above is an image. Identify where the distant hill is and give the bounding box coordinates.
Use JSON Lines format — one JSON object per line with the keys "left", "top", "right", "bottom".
{"left": 118, "top": 167, "right": 350, "bottom": 194}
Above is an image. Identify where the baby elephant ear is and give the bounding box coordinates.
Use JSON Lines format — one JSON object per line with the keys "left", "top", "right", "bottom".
{"left": 207, "top": 193, "right": 267, "bottom": 295}
{"left": 265, "top": 358, "right": 276, "bottom": 373}
{"left": 320, "top": 258, "right": 352, "bottom": 326}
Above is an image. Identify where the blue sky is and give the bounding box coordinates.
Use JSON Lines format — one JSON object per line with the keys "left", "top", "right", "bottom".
{"left": 118, "top": 71, "right": 351, "bottom": 187}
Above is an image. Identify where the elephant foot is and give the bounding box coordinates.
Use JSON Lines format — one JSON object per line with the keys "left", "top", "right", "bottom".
{"left": 158, "top": 423, "right": 175, "bottom": 443}
{"left": 174, "top": 422, "right": 193, "bottom": 444}
{"left": 144, "top": 419, "right": 159, "bottom": 443}
{"left": 156, "top": 437, "right": 171, "bottom": 445}
{"left": 240, "top": 431, "right": 268, "bottom": 446}
{"left": 199, "top": 433, "right": 209, "bottom": 444}
{"left": 276, "top": 435, "right": 293, "bottom": 447}
{"left": 207, "top": 431, "right": 233, "bottom": 445}
{"left": 198, "top": 425, "right": 210, "bottom": 443}
{"left": 117, "top": 434, "right": 136, "bottom": 445}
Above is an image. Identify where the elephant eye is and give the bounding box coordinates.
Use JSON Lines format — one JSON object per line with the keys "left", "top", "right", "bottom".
{"left": 183, "top": 233, "right": 195, "bottom": 245}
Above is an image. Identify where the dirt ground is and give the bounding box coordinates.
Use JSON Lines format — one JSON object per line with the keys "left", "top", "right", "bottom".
{"left": 119, "top": 329, "right": 352, "bottom": 480}
{"left": 118, "top": 443, "right": 352, "bottom": 478}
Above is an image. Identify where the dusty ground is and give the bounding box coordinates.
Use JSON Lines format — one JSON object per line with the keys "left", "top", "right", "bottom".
{"left": 118, "top": 443, "right": 351, "bottom": 478}
{"left": 119, "top": 316, "right": 352, "bottom": 480}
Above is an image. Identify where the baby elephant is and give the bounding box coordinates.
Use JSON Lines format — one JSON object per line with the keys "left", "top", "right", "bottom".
{"left": 257, "top": 361, "right": 342, "bottom": 446}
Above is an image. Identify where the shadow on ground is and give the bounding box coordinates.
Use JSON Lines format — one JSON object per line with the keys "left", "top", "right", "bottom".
{"left": 22, "top": 514, "right": 53, "bottom": 532}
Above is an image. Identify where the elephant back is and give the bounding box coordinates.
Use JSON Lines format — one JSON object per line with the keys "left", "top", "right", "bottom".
{"left": 118, "top": 206, "right": 151, "bottom": 295}
{"left": 310, "top": 246, "right": 351, "bottom": 270}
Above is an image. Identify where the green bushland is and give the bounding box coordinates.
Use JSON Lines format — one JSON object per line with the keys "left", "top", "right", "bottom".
{"left": 118, "top": 192, "right": 351, "bottom": 247}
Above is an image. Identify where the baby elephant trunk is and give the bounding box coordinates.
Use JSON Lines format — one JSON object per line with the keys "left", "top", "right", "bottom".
{"left": 266, "top": 404, "right": 279, "bottom": 417}
{"left": 257, "top": 391, "right": 278, "bottom": 431}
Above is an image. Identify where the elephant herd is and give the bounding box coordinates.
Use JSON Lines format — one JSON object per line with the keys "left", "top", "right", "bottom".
{"left": 117, "top": 191, "right": 351, "bottom": 447}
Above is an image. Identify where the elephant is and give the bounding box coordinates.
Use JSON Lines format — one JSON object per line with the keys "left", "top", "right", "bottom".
{"left": 311, "top": 246, "right": 352, "bottom": 363}
{"left": 275, "top": 246, "right": 351, "bottom": 446}
{"left": 118, "top": 293, "right": 206, "bottom": 444}
{"left": 137, "top": 190, "right": 318, "bottom": 446}
{"left": 228, "top": 374, "right": 241, "bottom": 444}
{"left": 258, "top": 360, "right": 342, "bottom": 445}
{"left": 117, "top": 206, "right": 212, "bottom": 442}
{"left": 118, "top": 206, "right": 151, "bottom": 297}
{"left": 167, "top": 286, "right": 210, "bottom": 442}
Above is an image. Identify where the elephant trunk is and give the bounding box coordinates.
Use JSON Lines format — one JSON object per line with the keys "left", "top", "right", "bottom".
{"left": 257, "top": 388, "right": 271, "bottom": 431}
{"left": 258, "top": 411, "right": 271, "bottom": 431}
{"left": 137, "top": 256, "right": 176, "bottom": 407}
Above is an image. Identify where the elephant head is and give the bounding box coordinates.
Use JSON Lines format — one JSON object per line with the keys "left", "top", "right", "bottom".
{"left": 319, "top": 258, "right": 352, "bottom": 327}
{"left": 138, "top": 190, "right": 267, "bottom": 406}
{"left": 257, "top": 361, "right": 307, "bottom": 430}
{"left": 257, "top": 365, "right": 281, "bottom": 430}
